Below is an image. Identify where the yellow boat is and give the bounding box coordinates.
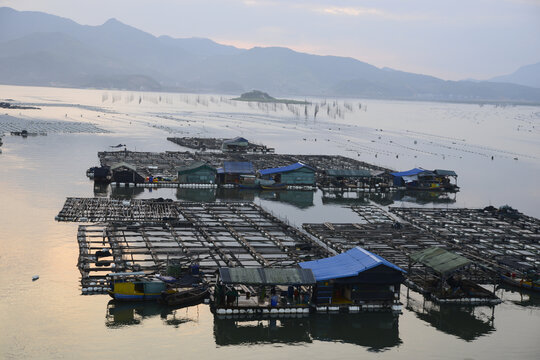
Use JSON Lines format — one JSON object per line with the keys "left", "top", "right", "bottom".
{"left": 107, "top": 272, "right": 176, "bottom": 301}
{"left": 501, "top": 274, "right": 540, "bottom": 292}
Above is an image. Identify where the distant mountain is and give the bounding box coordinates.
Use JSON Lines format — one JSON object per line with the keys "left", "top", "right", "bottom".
{"left": 1, "top": 7, "right": 540, "bottom": 103}
{"left": 490, "top": 62, "right": 540, "bottom": 89}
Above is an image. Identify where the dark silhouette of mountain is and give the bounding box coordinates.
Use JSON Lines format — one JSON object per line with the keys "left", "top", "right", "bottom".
{"left": 1, "top": 7, "right": 540, "bottom": 102}
{"left": 490, "top": 62, "right": 540, "bottom": 89}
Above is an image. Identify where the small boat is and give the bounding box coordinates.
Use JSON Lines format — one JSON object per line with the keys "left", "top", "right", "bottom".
{"left": 88, "top": 166, "right": 112, "bottom": 183}
{"left": 159, "top": 286, "right": 209, "bottom": 307}
{"left": 238, "top": 175, "right": 258, "bottom": 189}
{"left": 260, "top": 183, "right": 287, "bottom": 190}
{"left": 501, "top": 273, "right": 540, "bottom": 292}
{"left": 257, "top": 178, "right": 287, "bottom": 190}
{"left": 107, "top": 272, "right": 176, "bottom": 301}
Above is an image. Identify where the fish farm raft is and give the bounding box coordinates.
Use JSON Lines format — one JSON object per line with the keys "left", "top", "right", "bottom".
{"left": 57, "top": 197, "right": 539, "bottom": 309}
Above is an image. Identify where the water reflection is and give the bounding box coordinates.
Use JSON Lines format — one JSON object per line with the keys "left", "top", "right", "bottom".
{"left": 259, "top": 190, "right": 314, "bottom": 209}
{"left": 496, "top": 284, "right": 540, "bottom": 308}
{"left": 321, "top": 191, "right": 372, "bottom": 205}
{"left": 213, "top": 312, "right": 401, "bottom": 351}
{"left": 105, "top": 300, "right": 200, "bottom": 328}
{"left": 174, "top": 188, "right": 315, "bottom": 209}
{"left": 177, "top": 188, "right": 218, "bottom": 202}
{"left": 392, "top": 190, "right": 457, "bottom": 205}
{"left": 109, "top": 185, "right": 145, "bottom": 199}
{"left": 321, "top": 190, "right": 456, "bottom": 206}
{"left": 405, "top": 296, "right": 495, "bottom": 341}
{"left": 97, "top": 183, "right": 456, "bottom": 209}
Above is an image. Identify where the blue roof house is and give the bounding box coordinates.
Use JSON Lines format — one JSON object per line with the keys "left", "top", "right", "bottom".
{"left": 299, "top": 247, "right": 406, "bottom": 306}
{"left": 257, "top": 162, "right": 316, "bottom": 185}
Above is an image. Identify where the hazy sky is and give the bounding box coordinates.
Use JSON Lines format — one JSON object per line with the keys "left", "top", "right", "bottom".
{"left": 2, "top": 0, "right": 539, "bottom": 80}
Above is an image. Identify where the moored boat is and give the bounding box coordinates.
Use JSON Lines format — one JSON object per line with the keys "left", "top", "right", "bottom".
{"left": 260, "top": 183, "right": 287, "bottom": 190}
{"left": 159, "top": 285, "right": 209, "bottom": 307}
{"left": 501, "top": 273, "right": 540, "bottom": 292}
{"left": 107, "top": 272, "right": 176, "bottom": 301}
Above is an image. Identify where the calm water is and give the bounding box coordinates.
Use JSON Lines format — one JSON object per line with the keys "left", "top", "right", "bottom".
{"left": 0, "top": 85, "right": 539, "bottom": 359}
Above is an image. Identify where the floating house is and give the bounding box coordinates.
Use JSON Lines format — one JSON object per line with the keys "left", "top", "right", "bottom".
{"left": 177, "top": 162, "right": 217, "bottom": 184}
{"left": 257, "top": 162, "right": 316, "bottom": 185}
{"left": 391, "top": 168, "right": 459, "bottom": 191}
{"left": 323, "top": 168, "right": 387, "bottom": 189}
{"left": 217, "top": 161, "right": 255, "bottom": 185}
{"left": 433, "top": 169, "right": 459, "bottom": 191}
{"left": 408, "top": 247, "right": 500, "bottom": 304}
{"left": 111, "top": 162, "right": 145, "bottom": 184}
{"left": 221, "top": 137, "right": 249, "bottom": 152}
{"left": 212, "top": 267, "right": 316, "bottom": 314}
{"left": 299, "top": 247, "right": 405, "bottom": 310}
{"left": 87, "top": 166, "right": 112, "bottom": 184}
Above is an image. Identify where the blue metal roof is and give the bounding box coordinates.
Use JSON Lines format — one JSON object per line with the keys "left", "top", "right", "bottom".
{"left": 258, "top": 162, "right": 315, "bottom": 176}
{"left": 222, "top": 161, "right": 254, "bottom": 174}
{"left": 299, "top": 247, "right": 406, "bottom": 281}
{"left": 390, "top": 168, "right": 426, "bottom": 177}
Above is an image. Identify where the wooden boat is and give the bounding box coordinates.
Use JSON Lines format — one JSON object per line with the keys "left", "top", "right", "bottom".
{"left": 405, "top": 181, "right": 444, "bottom": 191}
{"left": 260, "top": 183, "right": 287, "bottom": 190}
{"left": 238, "top": 175, "right": 259, "bottom": 189}
{"left": 107, "top": 272, "right": 176, "bottom": 301}
{"left": 159, "top": 286, "right": 209, "bottom": 307}
{"left": 501, "top": 274, "right": 540, "bottom": 292}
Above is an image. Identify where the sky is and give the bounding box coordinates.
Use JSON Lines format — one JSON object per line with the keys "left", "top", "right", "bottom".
{"left": 1, "top": 0, "right": 539, "bottom": 80}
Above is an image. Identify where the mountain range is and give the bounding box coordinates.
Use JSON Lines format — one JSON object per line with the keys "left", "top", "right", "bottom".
{"left": 489, "top": 62, "right": 540, "bottom": 89}
{"left": 1, "top": 7, "right": 539, "bottom": 103}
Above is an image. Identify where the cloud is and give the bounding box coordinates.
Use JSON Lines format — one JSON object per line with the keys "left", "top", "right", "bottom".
{"left": 312, "top": 5, "right": 429, "bottom": 21}
{"left": 242, "top": 0, "right": 278, "bottom": 6}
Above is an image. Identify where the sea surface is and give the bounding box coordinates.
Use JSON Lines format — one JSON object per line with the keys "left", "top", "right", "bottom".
{"left": 0, "top": 85, "right": 539, "bottom": 359}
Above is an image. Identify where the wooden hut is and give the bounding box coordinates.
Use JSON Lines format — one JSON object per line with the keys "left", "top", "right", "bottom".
{"left": 408, "top": 247, "right": 499, "bottom": 304}
{"left": 299, "top": 247, "right": 405, "bottom": 307}
{"left": 217, "top": 161, "right": 255, "bottom": 185}
{"left": 257, "top": 162, "right": 316, "bottom": 185}
{"left": 212, "top": 267, "right": 316, "bottom": 313}
{"left": 221, "top": 137, "right": 249, "bottom": 152}
{"left": 177, "top": 162, "right": 217, "bottom": 184}
{"left": 433, "top": 169, "right": 459, "bottom": 191}
{"left": 324, "top": 168, "right": 373, "bottom": 188}
{"left": 110, "top": 162, "right": 145, "bottom": 184}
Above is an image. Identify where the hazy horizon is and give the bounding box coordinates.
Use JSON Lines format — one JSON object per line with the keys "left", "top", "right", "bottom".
{"left": 2, "top": 0, "right": 539, "bottom": 81}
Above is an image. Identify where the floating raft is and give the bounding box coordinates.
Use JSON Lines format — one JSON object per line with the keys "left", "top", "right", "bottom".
{"left": 97, "top": 150, "right": 390, "bottom": 181}
{"left": 167, "top": 137, "right": 275, "bottom": 153}
{"left": 390, "top": 207, "right": 540, "bottom": 272}
{"left": 62, "top": 199, "right": 329, "bottom": 292}
{"left": 56, "top": 198, "right": 187, "bottom": 222}
{"left": 350, "top": 204, "right": 397, "bottom": 224}
{"left": 302, "top": 221, "right": 441, "bottom": 275}
{"left": 304, "top": 205, "right": 540, "bottom": 284}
